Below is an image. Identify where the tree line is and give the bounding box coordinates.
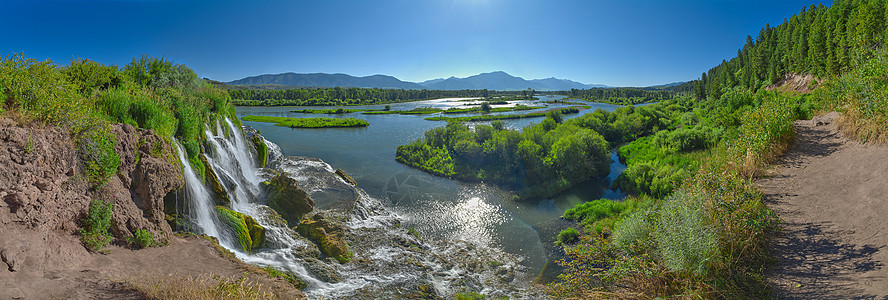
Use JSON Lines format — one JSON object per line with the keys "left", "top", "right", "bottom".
{"left": 230, "top": 87, "right": 501, "bottom": 106}
{"left": 695, "top": 0, "right": 888, "bottom": 99}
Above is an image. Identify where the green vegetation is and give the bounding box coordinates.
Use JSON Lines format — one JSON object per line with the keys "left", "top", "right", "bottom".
{"left": 230, "top": 87, "right": 494, "bottom": 106}
{"left": 291, "top": 108, "right": 374, "bottom": 114}
{"left": 260, "top": 266, "right": 307, "bottom": 290}
{"left": 79, "top": 198, "right": 114, "bottom": 252}
{"left": 215, "top": 206, "right": 266, "bottom": 252}
{"left": 241, "top": 115, "right": 369, "bottom": 128}
{"left": 426, "top": 107, "right": 581, "bottom": 122}
{"left": 126, "top": 229, "right": 157, "bottom": 249}
{"left": 443, "top": 104, "right": 541, "bottom": 114}
{"left": 362, "top": 107, "right": 443, "bottom": 115}
{"left": 561, "top": 87, "right": 676, "bottom": 105}
{"left": 455, "top": 291, "right": 486, "bottom": 300}
{"left": 397, "top": 111, "right": 610, "bottom": 198}
{"left": 545, "top": 2, "right": 888, "bottom": 297}
{"left": 555, "top": 227, "right": 580, "bottom": 246}
{"left": 0, "top": 53, "right": 238, "bottom": 188}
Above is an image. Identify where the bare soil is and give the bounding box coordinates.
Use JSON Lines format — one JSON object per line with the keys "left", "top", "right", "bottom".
{"left": 765, "top": 73, "right": 818, "bottom": 94}
{"left": 0, "top": 228, "right": 305, "bottom": 299}
{"left": 758, "top": 112, "right": 888, "bottom": 299}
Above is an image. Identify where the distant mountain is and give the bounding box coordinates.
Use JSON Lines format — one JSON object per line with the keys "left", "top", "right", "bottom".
{"left": 644, "top": 81, "right": 688, "bottom": 89}
{"left": 225, "top": 71, "right": 613, "bottom": 91}
{"left": 418, "top": 71, "right": 609, "bottom": 91}
{"left": 226, "top": 73, "right": 425, "bottom": 89}
{"left": 529, "top": 77, "right": 609, "bottom": 90}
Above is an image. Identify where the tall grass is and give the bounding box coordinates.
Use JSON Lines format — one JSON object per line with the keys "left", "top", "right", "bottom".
{"left": 816, "top": 47, "right": 888, "bottom": 143}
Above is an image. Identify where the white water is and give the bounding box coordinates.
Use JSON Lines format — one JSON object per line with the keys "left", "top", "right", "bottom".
{"left": 173, "top": 117, "right": 532, "bottom": 299}
{"left": 172, "top": 141, "right": 224, "bottom": 241}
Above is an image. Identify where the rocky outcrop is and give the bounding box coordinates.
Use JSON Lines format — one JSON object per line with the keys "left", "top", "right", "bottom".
{"left": 0, "top": 118, "right": 91, "bottom": 232}
{"left": 199, "top": 153, "right": 231, "bottom": 206}
{"left": 263, "top": 172, "right": 314, "bottom": 226}
{"left": 295, "top": 213, "right": 351, "bottom": 264}
{"left": 251, "top": 135, "right": 268, "bottom": 168}
{"left": 335, "top": 169, "right": 357, "bottom": 186}
{"left": 103, "top": 124, "right": 183, "bottom": 244}
{"left": 215, "top": 206, "right": 266, "bottom": 252}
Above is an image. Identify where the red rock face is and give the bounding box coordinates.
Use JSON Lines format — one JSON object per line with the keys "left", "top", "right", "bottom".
{"left": 0, "top": 118, "right": 90, "bottom": 232}
{"left": 105, "top": 123, "right": 183, "bottom": 243}
{"left": 0, "top": 120, "right": 183, "bottom": 244}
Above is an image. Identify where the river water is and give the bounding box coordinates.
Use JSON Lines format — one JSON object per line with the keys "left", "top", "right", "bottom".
{"left": 235, "top": 95, "right": 627, "bottom": 283}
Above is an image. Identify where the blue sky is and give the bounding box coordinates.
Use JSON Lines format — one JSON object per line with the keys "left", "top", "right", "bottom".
{"left": 1, "top": 0, "right": 829, "bottom": 87}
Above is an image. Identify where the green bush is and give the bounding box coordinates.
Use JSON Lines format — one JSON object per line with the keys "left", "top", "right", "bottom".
{"left": 655, "top": 191, "right": 717, "bottom": 276}
{"left": 555, "top": 227, "right": 580, "bottom": 245}
{"left": 78, "top": 127, "right": 121, "bottom": 186}
{"left": 612, "top": 209, "right": 652, "bottom": 248}
{"left": 80, "top": 198, "right": 114, "bottom": 252}
{"left": 126, "top": 229, "right": 156, "bottom": 249}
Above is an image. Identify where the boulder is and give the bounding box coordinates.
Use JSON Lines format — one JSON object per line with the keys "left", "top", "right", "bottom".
{"left": 295, "top": 213, "right": 351, "bottom": 264}
{"left": 200, "top": 153, "right": 231, "bottom": 206}
{"left": 264, "top": 173, "right": 314, "bottom": 226}
{"left": 250, "top": 135, "right": 269, "bottom": 168}
{"left": 335, "top": 169, "right": 357, "bottom": 186}
{"left": 215, "top": 206, "right": 265, "bottom": 252}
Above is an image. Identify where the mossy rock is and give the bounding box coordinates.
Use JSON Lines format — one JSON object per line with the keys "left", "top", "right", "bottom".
{"left": 264, "top": 172, "right": 314, "bottom": 226}
{"left": 250, "top": 135, "right": 269, "bottom": 168}
{"left": 335, "top": 168, "right": 357, "bottom": 186}
{"left": 295, "top": 213, "right": 351, "bottom": 264}
{"left": 215, "top": 206, "right": 265, "bottom": 252}
{"left": 201, "top": 153, "right": 231, "bottom": 206}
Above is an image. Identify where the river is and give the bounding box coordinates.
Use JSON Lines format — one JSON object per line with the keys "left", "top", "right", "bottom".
{"left": 235, "top": 95, "right": 627, "bottom": 283}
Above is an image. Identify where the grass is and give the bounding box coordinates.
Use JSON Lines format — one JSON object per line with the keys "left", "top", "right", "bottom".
{"left": 290, "top": 108, "right": 374, "bottom": 114}
{"left": 362, "top": 107, "right": 443, "bottom": 115}
{"left": 123, "top": 273, "right": 272, "bottom": 300}
{"left": 241, "top": 115, "right": 369, "bottom": 128}
{"left": 126, "top": 229, "right": 157, "bottom": 249}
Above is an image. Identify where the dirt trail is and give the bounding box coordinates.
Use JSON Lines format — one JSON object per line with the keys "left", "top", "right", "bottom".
{"left": 758, "top": 112, "right": 888, "bottom": 299}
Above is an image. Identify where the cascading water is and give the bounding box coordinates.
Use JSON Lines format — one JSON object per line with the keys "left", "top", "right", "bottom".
{"left": 173, "top": 117, "right": 537, "bottom": 299}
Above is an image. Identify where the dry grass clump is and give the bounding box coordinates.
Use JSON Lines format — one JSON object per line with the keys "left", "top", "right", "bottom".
{"left": 123, "top": 272, "right": 272, "bottom": 300}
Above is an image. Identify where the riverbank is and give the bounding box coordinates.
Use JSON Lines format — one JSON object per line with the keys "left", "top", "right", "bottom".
{"left": 758, "top": 112, "right": 888, "bottom": 298}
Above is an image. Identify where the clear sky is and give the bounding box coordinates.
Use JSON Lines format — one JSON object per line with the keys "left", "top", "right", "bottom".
{"left": 1, "top": 0, "right": 829, "bottom": 87}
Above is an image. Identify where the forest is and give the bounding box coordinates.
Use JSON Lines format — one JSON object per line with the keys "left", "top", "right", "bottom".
{"left": 229, "top": 87, "right": 496, "bottom": 106}
{"left": 560, "top": 87, "right": 677, "bottom": 105}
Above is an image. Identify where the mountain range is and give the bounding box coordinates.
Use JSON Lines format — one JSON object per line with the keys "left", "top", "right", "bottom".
{"left": 225, "top": 71, "right": 615, "bottom": 91}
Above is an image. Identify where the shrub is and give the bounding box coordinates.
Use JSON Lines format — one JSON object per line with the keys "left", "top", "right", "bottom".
{"left": 78, "top": 127, "right": 121, "bottom": 186}
{"left": 556, "top": 227, "right": 580, "bottom": 245}
{"left": 80, "top": 198, "right": 114, "bottom": 252}
{"left": 655, "top": 191, "right": 718, "bottom": 276}
{"left": 126, "top": 229, "right": 156, "bottom": 249}
{"left": 612, "top": 209, "right": 652, "bottom": 248}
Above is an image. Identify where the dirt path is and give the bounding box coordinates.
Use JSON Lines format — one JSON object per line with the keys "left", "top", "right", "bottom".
{"left": 758, "top": 112, "right": 888, "bottom": 299}
{"left": 0, "top": 229, "right": 305, "bottom": 299}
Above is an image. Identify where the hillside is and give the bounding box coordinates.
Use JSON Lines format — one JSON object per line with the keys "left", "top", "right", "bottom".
{"left": 227, "top": 72, "right": 425, "bottom": 89}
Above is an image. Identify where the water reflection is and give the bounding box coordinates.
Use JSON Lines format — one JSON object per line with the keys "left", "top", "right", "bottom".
{"left": 235, "top": 95, "right": 627, "bottom": 281}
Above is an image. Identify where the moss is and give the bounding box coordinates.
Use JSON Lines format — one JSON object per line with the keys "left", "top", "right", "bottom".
{"left": 260, "top": 266, "right": 307, "bottom": 290}
{"left": 295, "top": 213, "right": 351, "bottom": 264}
{"left": 335, "top": 169, "right": 357, "bottom": 186}
{"left": 214, "top": 206, "right": 265, "bottom": 252}
{"left": 250, "top": 135, "right": 268, "bottom": 168}
{"left": 200, "top": 153, "right": 231, "bottom": 206}
{"left": 265, "top": 173, "right": 314, "bottom": 226}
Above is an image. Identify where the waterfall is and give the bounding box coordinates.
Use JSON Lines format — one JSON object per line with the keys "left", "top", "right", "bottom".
{"left": 172, "top": 140, "right": 226, "bottom": 244}
{"left": 172, "top": 117, "right": 531, "bottom": 299}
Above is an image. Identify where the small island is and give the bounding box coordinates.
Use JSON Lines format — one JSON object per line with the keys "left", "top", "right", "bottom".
{"left": 241, "top": 115, "right": 369, "bottom": 128}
